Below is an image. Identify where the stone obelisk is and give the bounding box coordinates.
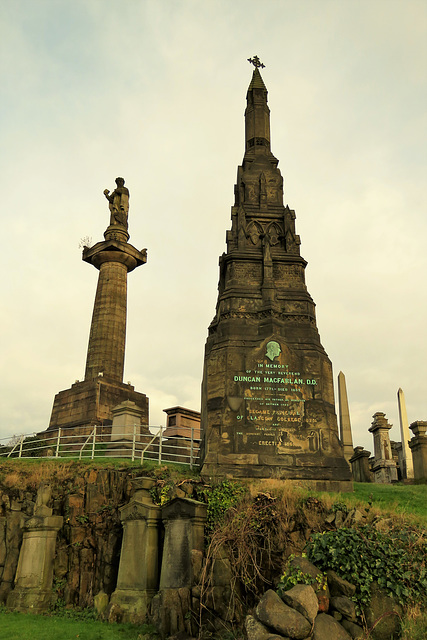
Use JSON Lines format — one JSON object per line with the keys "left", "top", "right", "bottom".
{"left": 397, "top": 388, "right": 414, "bottom": 479}
{"left": 48, "top": 178, "right": 148, "bottom": 431}
{"left": 337, "top": 371, "right": 354, "bottom": 464}
{"left": 200, "top": 58, "right": 351, "bottom": 490}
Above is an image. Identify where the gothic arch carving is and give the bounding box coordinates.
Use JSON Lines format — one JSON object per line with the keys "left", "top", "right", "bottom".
{"left": 246, "top": 221, "right": 263, "bottom": 246}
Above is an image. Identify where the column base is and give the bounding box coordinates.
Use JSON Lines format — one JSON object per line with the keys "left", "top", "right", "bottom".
{"left": 109, "top": 588, "right": 156, "bottom": 623}
{"left": 7, "top": 588, "right": 54, "bottom": 613}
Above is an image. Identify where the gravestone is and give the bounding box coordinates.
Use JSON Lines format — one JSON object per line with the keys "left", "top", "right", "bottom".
{"left": 349, "top": 447, "right": 373, "bottom": 483}
{"left": 200, "top": 60, "right": 351, "bottom": 490}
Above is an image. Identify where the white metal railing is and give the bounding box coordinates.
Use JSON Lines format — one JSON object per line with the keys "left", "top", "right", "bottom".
{"left": 0, "top": 424, "right": 201, "bottom": 468}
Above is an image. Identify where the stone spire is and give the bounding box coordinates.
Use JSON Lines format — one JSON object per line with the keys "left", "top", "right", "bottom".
{"left": 244, "top": 67, "right": 272, "bottom": 155}
{"left": 200, "top": 63, "right": 351, "bottom": 489}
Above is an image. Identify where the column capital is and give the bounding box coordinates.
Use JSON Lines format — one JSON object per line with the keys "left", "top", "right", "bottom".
{"left": 83, "top": 240, "right": 147, "bottom": 273}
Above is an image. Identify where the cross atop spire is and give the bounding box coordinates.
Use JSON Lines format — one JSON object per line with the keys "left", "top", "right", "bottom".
{"left": 247, "top": 55, "right": 265, "bottom": 69}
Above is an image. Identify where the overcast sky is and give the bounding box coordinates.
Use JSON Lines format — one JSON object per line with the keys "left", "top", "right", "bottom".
{"left": 1, "top": 0, "right": 426, "bottom": 453}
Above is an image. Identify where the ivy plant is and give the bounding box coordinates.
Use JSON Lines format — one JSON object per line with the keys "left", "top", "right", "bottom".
{"left": 305, "top": 525, "right": 427, "bottom": 613}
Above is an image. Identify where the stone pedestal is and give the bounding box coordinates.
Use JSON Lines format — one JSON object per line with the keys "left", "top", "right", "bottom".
{"left": 349, "top": 447, "right": 373, "bottom": 483}
{"left": 48, "top": 378, "right": 148, "bottom": 432}
{"left": 151, "top": 498, "right": 207, "bottom": 638}
{"left": 369, "top": 413, "right": 398, "bottom": 483}
{"left": 7, "top": 486, "right": 63, "bottom": 612}
{"left": 159, "top": 498, "right": 206, "bottom": 589}
{"left": 409, "top": 421, "right": 427, "bottom": 480}
{"left": 109, "top": 477, "right": 161, "bottom": 623}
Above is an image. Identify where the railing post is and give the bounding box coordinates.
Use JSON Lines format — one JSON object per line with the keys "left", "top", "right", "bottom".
{"left": 55, "top": 428, "right": 61, "bottom": 458}
{"left": 158, "top": 425, "right": 163, "bottom": 465}
{"left": 190, "top": 425, "right": 194, "bottom": 469}
{"left": 132, "top": 424, "right": 137, "bottom": 462}
{"left": 18, "top": 435, "right": 24, "bottom": 458}
{"left": 91, "top": 426, "right": 97, "bottom": 460}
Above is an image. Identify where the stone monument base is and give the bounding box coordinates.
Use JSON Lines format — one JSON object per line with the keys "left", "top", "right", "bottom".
{"left": 201, "top": 452, "right": 352, "bottom": 492}
{"left": 109, "top": 588, "right": 155, "bottom": 623}
{"left": 371, "top": 460, "right": 398, "bottom": 484}
{"left": 48, "top": 377, "right": 148, "bottom": 431}
{"left": 7, "top": 588, "right": 55, "bottom": 613}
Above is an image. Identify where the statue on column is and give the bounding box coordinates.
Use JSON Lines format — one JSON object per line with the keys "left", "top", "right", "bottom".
{"left": 104, "top": 177, "right": 129, "bottom": 229}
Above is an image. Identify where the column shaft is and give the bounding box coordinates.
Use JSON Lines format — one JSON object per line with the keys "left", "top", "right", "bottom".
{"left": 85, "top": 260, "right": 127, "bottom": 382}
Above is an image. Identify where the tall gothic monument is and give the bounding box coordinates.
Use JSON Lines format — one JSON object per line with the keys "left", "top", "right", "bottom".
{"left": 200, "top": 59, "right": 351, "bottom": 491}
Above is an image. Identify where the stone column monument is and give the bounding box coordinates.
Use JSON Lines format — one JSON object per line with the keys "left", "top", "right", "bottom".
{"left": 397, "top": 388, "right": 414, "bottom": 479}
{"left": 7, "top": 486, "right": 63, "bottom": 612}
{"left": 109, "top": 477, "right": 161, "bottom": 622}
{"left": 200, "top": 58, "right": 351, "bottom": 490}
{"left": 369, "top": 412, "right": 398, "bottom": 483}
{"left": 409, "top": 421, "right": 427, "bottom": 480}
{"left": 48, "top": 178, "right": 149, "bottom": 432}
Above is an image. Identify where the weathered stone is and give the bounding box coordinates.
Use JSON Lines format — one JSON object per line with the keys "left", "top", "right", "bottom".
{"left": 288, "top": 556, "right": 321, "bottom": 582}
{"left": 330, "top": 596, "right": 356, "bottom": 621}
{"left": 281, "top": 584, "right": 318, "bottom": 624}
{"left": 200, "top": 583, "right": 241, "bottom": 626}
{"left": 245, "top": 615, "right": 275, "bottom": 640}
{"left": 312, "top": 613, "right": 352, "bottom": 640}
{"left": 199, "top": 64, "right": 352, "bottom": 491}
{"left": 340, "top": 619, "right": 365, "bottom": 639}
{"left": 150, "top": 587, "right": 193, "bottom": 639}
{"left": 288, "top": 556, "right": 330, "bottom": 611}
{"left": 94, "top": 590, "right": 109, "bottom": 616}
{"left": 363, "top": 582, "right": 402, "bottom": 640}
{"left": 326, "top": 571, "right": 356, "bottom": 598}
{"left": 256, "top": 589, "right": 312, "bottom": 639}
{"left": 108, "top": 602, "right": 124, "bottom": 623}
{"left": 334, "top": 511, "right": 345, "bottom": 528}
{"left": 212, "top": 547, "right": 233, "bottom": 586}
{"left": 343, "top": 509, "right": 366, "bottom": 527}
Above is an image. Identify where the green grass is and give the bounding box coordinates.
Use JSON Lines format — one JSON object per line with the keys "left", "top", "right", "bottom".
{"left": 0, "top": 611, "right": 154, "bottom": 640}
{"left": 353, "top": 482, "right": 427, "bottom": 524}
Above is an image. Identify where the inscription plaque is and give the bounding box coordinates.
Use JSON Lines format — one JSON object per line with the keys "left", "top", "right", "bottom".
{"left": 227, "top": 339, "right": 331, "bottom": 458}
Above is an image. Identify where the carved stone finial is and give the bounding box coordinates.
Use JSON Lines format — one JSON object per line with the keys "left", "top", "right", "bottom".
{"left": 103, "top": 177, "right": 129, "bottom": 230}
{"left": 247, "top": 55, "right": 265, "bottom": 69}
